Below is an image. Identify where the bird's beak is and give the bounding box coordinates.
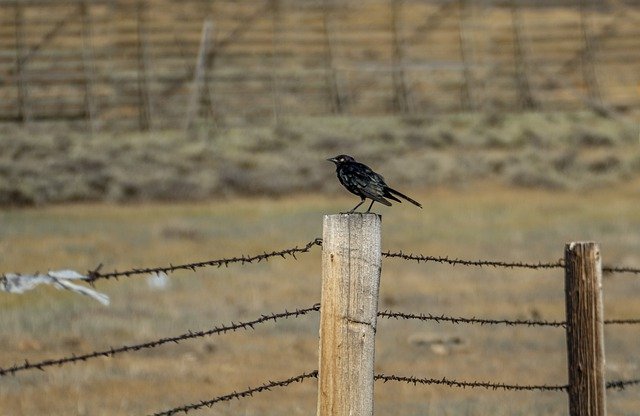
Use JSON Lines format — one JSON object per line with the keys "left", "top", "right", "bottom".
{"left": 327, "top": 157, "right": 336, "bottom": 163}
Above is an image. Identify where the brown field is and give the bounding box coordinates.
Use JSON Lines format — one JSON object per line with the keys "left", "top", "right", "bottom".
{"left": 1, "top": 184, "right": 639, "bottom": 415}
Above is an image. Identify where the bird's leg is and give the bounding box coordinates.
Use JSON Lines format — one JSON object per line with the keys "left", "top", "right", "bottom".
{"left": 347, "top": 198, "right": 365, "bottom": 213}
{"left": 365, "top": 200, "right": 375, "bottom": 213}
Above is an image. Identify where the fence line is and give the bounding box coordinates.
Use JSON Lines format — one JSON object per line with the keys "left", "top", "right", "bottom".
{"left": 0, "top": 304, "right": 320, "bottom": 377}
{"left": 2, "top": 1, "right": 640, "bottom": 130}
{"left": 2, "top": 303, "right": 638, "bottom": 378}
{"left": 3, "top": 240, "right": 638, "bottom": 289}
{"left": 2, "top": 237, "right": 639, "bottom": 414}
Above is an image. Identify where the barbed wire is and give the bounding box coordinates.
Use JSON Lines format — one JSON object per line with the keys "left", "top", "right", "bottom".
{"left": 382, "top": 250, "right": 565, "bottom": 270}
{"left": 604, "top": 318, "right": 640, "bottom": 325}
{"left": 383, "top": 250, "right": 640, "bottom": 275}
{"left": 377, "top": 374, "right": 640, "bottom": 392}
{"left": 375, "top": 373, "right": 568, "bottom": 392}
{"left": 0, "top": 304, "right": 320, "bottom": 377}
{"left": 85, "top": 238, "right": 322, "bottom": 283}
{"left": 378, "top": 310, "right": 566, "bottom": 327}
{"left": 607, "top": 378, "right": 640, "bottom": 390}
{"left": 378, "top": 310, "right": 640, "bottom": 327}
{"left": 602, "top": 265, "right": 640, "bottom": 275}
{"left": 150, "top": 370, "right": 640, "bottom": 416}
{"left": 3, "top": 302, "right": 638, "bottom": 378}
{"left": 150, "top": 370, "right": 318, "bottom": 416}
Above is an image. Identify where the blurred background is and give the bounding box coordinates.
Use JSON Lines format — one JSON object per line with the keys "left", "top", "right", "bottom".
{"left": 1, "top": 0, "right": 639, "bottom": 415}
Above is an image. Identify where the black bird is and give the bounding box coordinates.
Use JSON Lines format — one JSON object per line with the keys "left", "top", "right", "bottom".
{"left": 327, "top": 154, "right": 422, "bottom": 213}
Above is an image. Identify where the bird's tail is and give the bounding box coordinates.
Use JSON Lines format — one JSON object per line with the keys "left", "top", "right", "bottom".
{"left": 387, "top": 187, "right": 422, "bottom": 208}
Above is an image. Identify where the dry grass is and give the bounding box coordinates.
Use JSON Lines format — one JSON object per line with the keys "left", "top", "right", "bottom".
{"left": 1, "top": 112, "right": 638, "bottom": 206}
{"left": 1, "top": 184, "right": 639, "bottom": 415}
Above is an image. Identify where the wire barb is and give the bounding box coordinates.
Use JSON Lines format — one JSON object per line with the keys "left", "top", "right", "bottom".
{"left": 0, "top": 304, "right": 320, "bottom": 377}
{"left": 150, "top": 370, "right": 318, "bottom": 416}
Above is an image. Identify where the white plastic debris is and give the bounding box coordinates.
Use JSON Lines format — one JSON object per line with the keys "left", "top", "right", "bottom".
{"left": 1, "top": 270, "right": 110, "bottom": 305}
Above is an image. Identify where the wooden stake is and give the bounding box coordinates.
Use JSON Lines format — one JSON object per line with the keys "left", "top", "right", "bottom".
{"left": 185, "top": 19, "right": 214, "bottom": 132}
{"left": 317, "top": 214, "right": 381, "bottom": 416}
{"left": 564, "top": 242, "right": 607, "bottom": 416}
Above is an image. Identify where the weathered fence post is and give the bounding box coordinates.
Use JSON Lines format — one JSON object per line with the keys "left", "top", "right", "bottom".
{"left": 317, "top": 214, "right": 381, "bottom": 416}
{"left": 564, "top": 242, "right": 607, "bottom": 416}
{"left": 185, "top": 19, "right": 215, "bottom": 132}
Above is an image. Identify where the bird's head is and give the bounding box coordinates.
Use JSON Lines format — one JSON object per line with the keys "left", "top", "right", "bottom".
{"left": 327, "top": 154, "right": 356, "bottom": 165}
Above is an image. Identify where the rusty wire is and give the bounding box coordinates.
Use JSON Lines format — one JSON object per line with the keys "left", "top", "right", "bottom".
{"left": 379, "top": 373, "right": 640, "bottom": 392}
{"left": 607, "top": 378, "right": 640, "bottom": 390}
{"left": 378, "top": 310, "right": 566, "bottom": 327}
{"left": 85, "top": 238, "right": 322, "bottom": 283}
{"left": 603, "top": 318, "right": 640, "bottom": 325}
{"left": 383, "top": 249, "right": 640, "bottom": 276}
{"left": 375, "top": 373, "right": 568, "bottom": 391}
{"left": 150, "top": 370, "right": 318, "bottom": 416}
{"left": 0, "top": 304, "right": 320, "bottom": 377}
{"left": 4, "top": 303, "right": 639, "bottom": 378}
{"left": 150, "top": 371, "right": 640, "bottom": 415}
{"left": 602, "top": 265, "right": 640, "bottom": 275}
{"left": 379, "top": 310, "right": 640, "bottom": 327}
{"left": 382, "top": 250, "right": 565, "bottom": 270}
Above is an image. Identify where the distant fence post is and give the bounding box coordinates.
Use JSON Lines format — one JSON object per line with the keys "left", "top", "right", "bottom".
{"left": 317, "top": 214, "right": 381, "bottom": 416}
{"left": 185, "top": 19, "right": 215, "bottom": 133}
{"left": 564, "top": 242, "right": 607, "bottom": 416}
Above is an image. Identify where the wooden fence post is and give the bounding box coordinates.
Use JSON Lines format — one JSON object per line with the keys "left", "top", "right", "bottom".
{"left": 564, "top": 242, "right": 607, "bottom": 416}
{"left": 185, "top": 19, "right": 214, "bottom": 133}
{"left": 317, "top": 213, "right": 381, "bottom": 416}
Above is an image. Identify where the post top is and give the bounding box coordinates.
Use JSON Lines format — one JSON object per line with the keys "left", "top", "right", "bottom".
{"left": 324, "top": 213, "right": 382, "bottom": 219}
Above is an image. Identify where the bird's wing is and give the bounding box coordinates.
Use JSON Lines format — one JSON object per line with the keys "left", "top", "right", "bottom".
{"left": 347, "top": 163, "right": 392, "bottom": 206}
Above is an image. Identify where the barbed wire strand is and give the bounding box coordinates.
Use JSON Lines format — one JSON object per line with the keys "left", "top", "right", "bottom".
{"left": 378, "top": 310, "right": 566, "bottom": 327}
{"left": 604, "top": 318, "right": 640, "bottom": 325}
{"left": 85, "top": 238, "right": 322, "bottom": 283}
{"left": 0, "top": 304, "right": 320, "bottom": 377}
{"left": 383, "top": 250, "right": 640, "bottom": 275}
{"left": 150, "top": 371, "right": 640, "bottom": 416}
{"left": 375, "top": 373, "right": 568, "bottom": 391}
{"left": 382, "top": 250, "right": 564, "bottom": 270}
{"left": 150, "top": 370, "right": 318, "bottom": 416}
{"left": 376, "top": 374, "right": 640, "bottom": 392}
{"left": 602, "top": 265, "right": 640, "bottom": 275}
{"left": 4, "top": 303, "right": 639, "bottom": 378}
{"left": 607, "top": 378, "right": 640, "bottom": 390}
{"left": 378, "top": 310, "right": 640, "bottom": 327}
